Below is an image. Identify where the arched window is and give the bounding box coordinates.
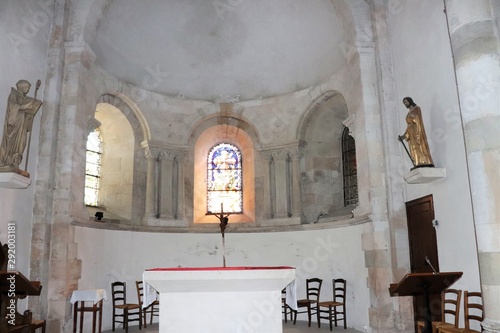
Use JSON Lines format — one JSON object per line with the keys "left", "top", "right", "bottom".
{"left": 207, "top": 143, "right": 242, "bottom": 214}
{"left": 342, "top": 127, "right": 358, "bottom": 206}
{"left": 84, "top": 128, "right": 102, "bottom": 207}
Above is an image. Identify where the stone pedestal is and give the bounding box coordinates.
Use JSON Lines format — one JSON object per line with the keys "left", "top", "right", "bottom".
{"left": 0, "top": 172, "right": 31, "bottom": 189}
{"left": 403, "top": 167, "right": 446, "bottom": 184}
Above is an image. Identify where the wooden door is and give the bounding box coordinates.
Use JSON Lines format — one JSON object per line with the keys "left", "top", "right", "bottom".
{"left": 406, "top": 194, "right": 441, "bottom": 331}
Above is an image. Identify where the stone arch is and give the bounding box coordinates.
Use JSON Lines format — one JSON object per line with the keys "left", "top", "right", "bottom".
{"left": 189, "top": 114, "right": 259, "bottom": 224}
{"left": 297, "top": 90, "right": 346, "bottom": 140}
{"left": 96, "top": 92, "right": 151, "bottom": 142}
{"left": 90, "top": 92, "right": 151, "bottom": 224}
{"left": 187, "top": 113, "right": 261, "bottom": 150}
{"left": 297, "top": 91, "right": 351, "bottom": 221}
{"left": 192, "top": 124, "right": 256, "bottom": 224}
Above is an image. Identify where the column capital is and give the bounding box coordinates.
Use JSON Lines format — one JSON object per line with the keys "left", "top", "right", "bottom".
{"left": 342, "top": 114, "right": 356, "bottom": 138}
{"left": 262, "top": 141, "right": 305, "bottom": 160}
{"left": 146, "top": 147, "right": 162, "bottom": 159}
{"left": 287, "top": 146, "right": 304, "bottom": 159}
{"left": 260, "top": 151, "right": 274, "bottom": 161}
{"left": 159, "top": 150, "right": 176, "bottom": 161}
{"left": 271, "top": 149, "right": 289, "bottom": 162}
{"left": 174, "top": 151, "right": 188, "bottom": 162}
{"left": 86, "top": 117, "right": 101, "bottom": 134}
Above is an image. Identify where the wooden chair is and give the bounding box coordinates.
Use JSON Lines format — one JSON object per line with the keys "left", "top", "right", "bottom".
{"left": 417, "top": 289, "right": 462, "bottom": 333}
{"left": 135, "top": 280, "right": 159, "bottom": 328}
{"left": 31, "top": 319, "right": 46, "bottom": 333}
{"left": 292, "top": 278, "right": 322, "bottom": 327}
{"left": 438, "top": 291, "right": 483, "bottom": 333}
{"left": 111, "top": 282, "right": 142, "bottom": 333}
{"left": 318, "top": 278, "right": 347, "bottom": 330}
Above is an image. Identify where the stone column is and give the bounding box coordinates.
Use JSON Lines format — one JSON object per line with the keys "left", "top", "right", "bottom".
{"left": 272, "top": 150, "right": 290, "bottom": 218}
{"left": 261, "top": 152, "right": 273, "bottom": 219}
{"left": 30, "top": 20, "right": 92, "bottom": 331}
{"left": 141, "top": 142, "right": 160, "bottom": 224}
{"left": 159, "top": 150, "right": 175, "bottom": 219}
{"left": 289, "top": 146, "right": 303, "bottom": 219}
{"left": 354, "top": 2, "right": 402, "bottom": 332}
{"left": 369, "top": 1, "right": 415, "bottom": 332}
{"left": 176, "top": 152, "right": 186, "bottom": 220}
{"left": 446, "top": 1, "right": 500, "bottom": 332}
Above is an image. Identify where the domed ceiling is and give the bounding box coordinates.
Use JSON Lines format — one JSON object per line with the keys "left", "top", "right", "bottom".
{"left": 91, "top": 0, "right": 347, "bottom": 102}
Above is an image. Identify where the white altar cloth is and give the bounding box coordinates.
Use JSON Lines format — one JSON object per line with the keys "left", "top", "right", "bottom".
{"left": 70, "top": 289, "right": 108, "bottom": 304}
{"left": 143, "top": 266, "right": 295, "bottom": 333}
{"left": 285, "top": 279, "right": 298, "bottom": 310}
{"left": 143, "top": 279, "right": 158, "bottom": 309}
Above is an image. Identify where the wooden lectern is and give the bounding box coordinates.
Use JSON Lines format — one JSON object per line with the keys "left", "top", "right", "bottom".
{"left": 389, "top": 272, "right": 462, "bottom": 333}
{"left": 0, "top": 271, "right": 42, "bottom": 333}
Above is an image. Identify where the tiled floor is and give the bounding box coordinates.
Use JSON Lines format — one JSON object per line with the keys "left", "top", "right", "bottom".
{"left": 102, "top": 321, "right": 362, "bottom": 333}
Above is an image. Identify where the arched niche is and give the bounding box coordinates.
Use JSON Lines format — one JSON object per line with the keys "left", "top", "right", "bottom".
{"left": 298, "top": 91, "right": 352, "bottom": 222}
{"left": 192, "top": 124, "right": 255, "bottom": 224}
{"left": 86, "top": 93, "right": 150, "bottom": 224}
{"left": 93, "top": 103, "right": 134, "bottom": 220}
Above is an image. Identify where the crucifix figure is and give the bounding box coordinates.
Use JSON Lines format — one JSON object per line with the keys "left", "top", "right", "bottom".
{"left": 215, "top": 203, "right": 230, "bottom": 238}
{"left": 214, "top": 203, "right": 230, "bottom": 267}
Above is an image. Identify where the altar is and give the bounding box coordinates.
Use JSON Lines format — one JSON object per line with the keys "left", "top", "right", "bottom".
{"left": 143, "top": 266, "right": 295, "bottom": 333}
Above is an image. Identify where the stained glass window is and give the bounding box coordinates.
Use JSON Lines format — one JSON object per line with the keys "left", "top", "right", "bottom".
{"left": 85, "top": 128, "right": 102, "bottom": 207}
{"left": 207, "top": 143, "right": 242, "bottom": 213}
{"left": 342, "top": 127, "right": 358, "bottom": 206}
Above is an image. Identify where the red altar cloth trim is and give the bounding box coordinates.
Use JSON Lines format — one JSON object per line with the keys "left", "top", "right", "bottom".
{"left": 146, "top": 266, "right": 294, "bottom": 271}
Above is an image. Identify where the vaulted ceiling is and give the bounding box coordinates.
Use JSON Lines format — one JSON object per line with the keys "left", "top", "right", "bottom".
{"left": 89, "top": 0, "right": 348, "bottom": 102}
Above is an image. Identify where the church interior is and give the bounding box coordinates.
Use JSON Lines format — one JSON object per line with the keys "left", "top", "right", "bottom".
{"left": 0, "top": 1, "right": 499, "bottom": 332}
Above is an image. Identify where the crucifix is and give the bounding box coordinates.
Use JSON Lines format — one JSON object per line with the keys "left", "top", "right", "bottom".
{"left": 214, "top": 203, "right": 230, "bottom": 267}
{"left": 216, "top": 203, "right": 230, "bottom": 237}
